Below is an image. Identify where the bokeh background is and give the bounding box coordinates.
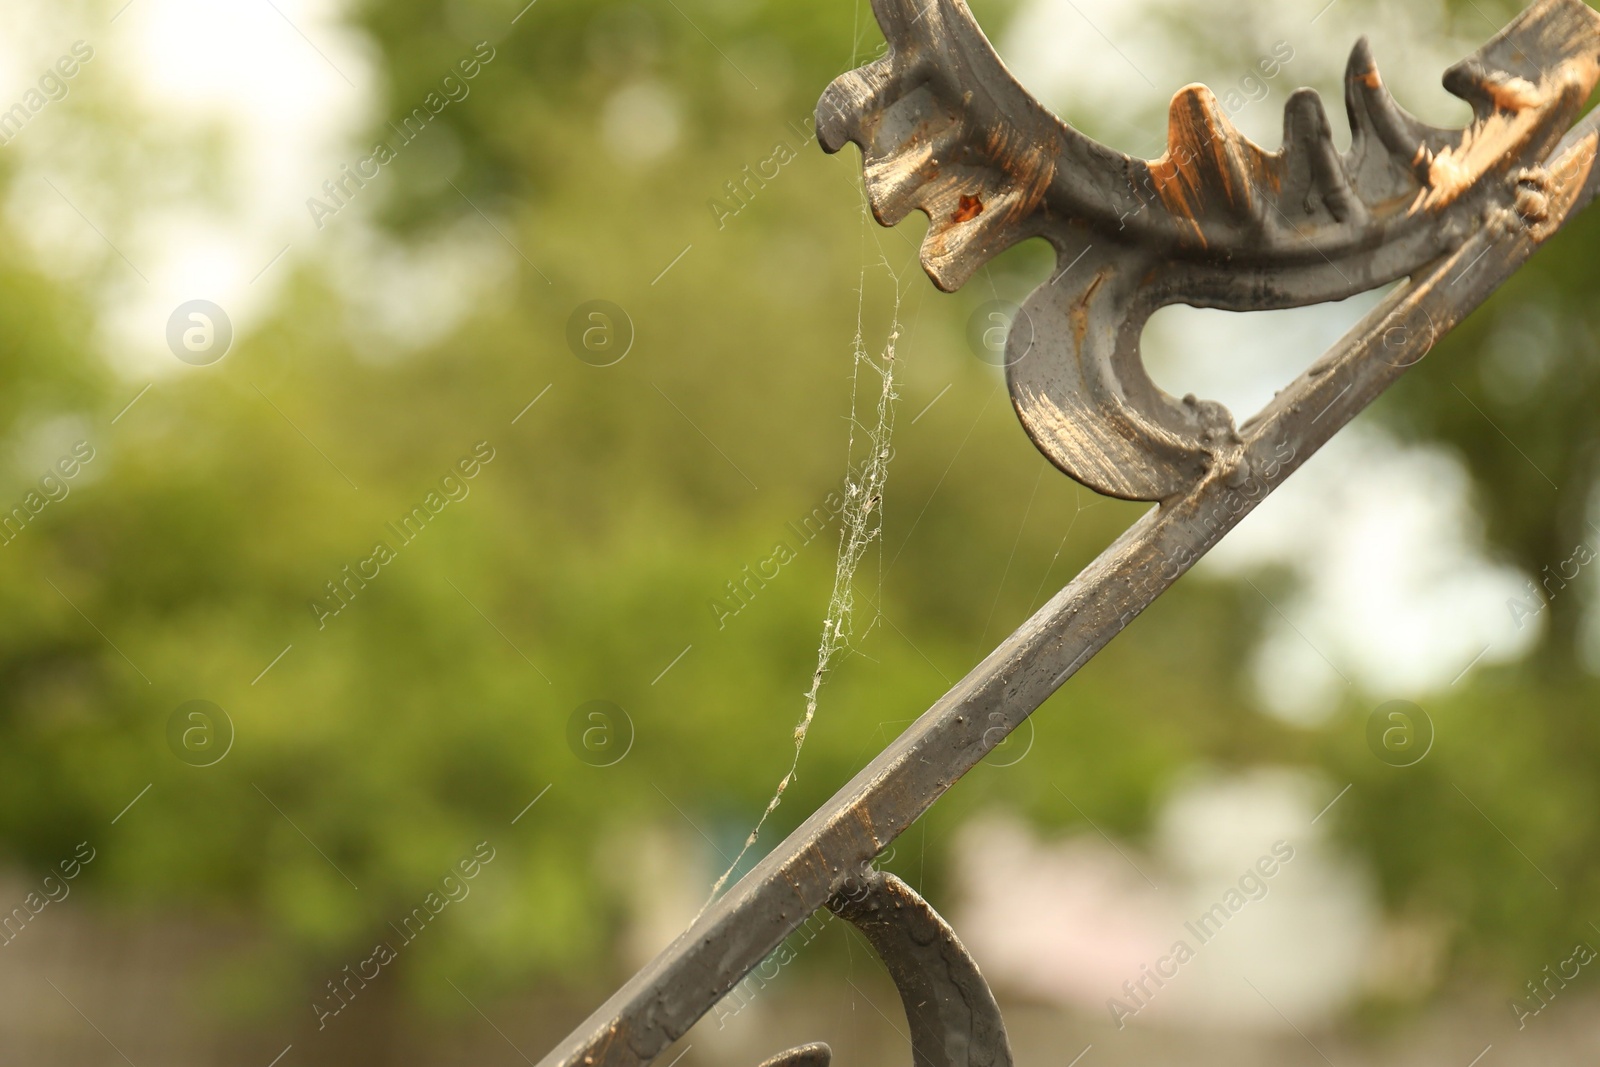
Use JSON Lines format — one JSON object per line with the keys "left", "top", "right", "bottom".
{"left": 1, "top": 0, "right": 1598, "bottom": 1063}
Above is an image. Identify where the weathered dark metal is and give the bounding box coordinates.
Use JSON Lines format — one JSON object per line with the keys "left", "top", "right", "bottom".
{"left": 826, "top": 868, "right": 1012, "bottom": 1066}
{"left": 538, "top": 2, "right": 1600, "bottom": 1064}
{"left": 754, "top": 1044, "right": 832, "bottom": 1067}
{"left": 758, "top": 868, "right": 1014, "bottom": 1067}
{"left": 820, "top": 0, "right": 1600, "bottom": 500}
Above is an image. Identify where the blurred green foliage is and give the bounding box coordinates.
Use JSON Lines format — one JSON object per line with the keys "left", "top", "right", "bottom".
{"left": 0, "top": 0, "right": 1598, "bottom": 1043}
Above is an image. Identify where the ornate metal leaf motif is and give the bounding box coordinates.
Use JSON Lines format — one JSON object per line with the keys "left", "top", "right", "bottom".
{"left": 818, "top": 0, "right": 1600, "bottom": 500}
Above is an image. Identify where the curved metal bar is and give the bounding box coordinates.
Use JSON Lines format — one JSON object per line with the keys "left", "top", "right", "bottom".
{"left": 755, "top": 1044, "right": 832, "bottom": 1067}
{"left": 819, "top": 0, "right": 1600, "bottom": 499}
{"left": 828, "top": 869, "right": 1013, "bottom": 1067}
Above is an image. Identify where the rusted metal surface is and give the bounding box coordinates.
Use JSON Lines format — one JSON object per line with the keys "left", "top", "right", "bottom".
{"left": 820, "top": 0, "right": 1600, "bottom": 500}
{"left": 538, "top": 3, "right": 1600, "bottom": 1065}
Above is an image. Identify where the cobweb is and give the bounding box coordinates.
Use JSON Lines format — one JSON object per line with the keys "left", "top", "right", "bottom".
{"left": 702, "top": 228, "right": 904, "bottom": 909}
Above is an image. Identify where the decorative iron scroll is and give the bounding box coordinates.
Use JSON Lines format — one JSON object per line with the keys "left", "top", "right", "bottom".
{"left": 824, "top": 868, "right": 1013, "bottom": 1066}
{"left": 817, "top": 0, "right": 1600, "bottom": 500}
{"left": 539, "top": 2, "right": 1600, "bottom": 1064}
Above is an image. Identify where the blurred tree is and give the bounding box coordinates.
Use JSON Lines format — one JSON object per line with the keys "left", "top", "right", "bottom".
{"left": 0, "top": 0, "right": 1597, "bottom": 1058}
